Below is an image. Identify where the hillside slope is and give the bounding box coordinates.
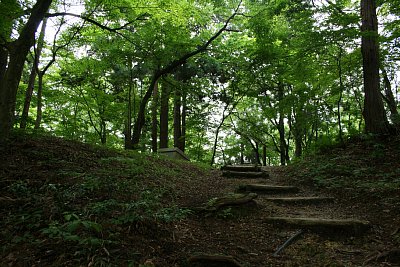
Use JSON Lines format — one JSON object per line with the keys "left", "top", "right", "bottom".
{"left": 0, "top": 132, "right": 224, "bottom": 266}
{"left": 1, "top": 132, "right": 399, "bottom": 266}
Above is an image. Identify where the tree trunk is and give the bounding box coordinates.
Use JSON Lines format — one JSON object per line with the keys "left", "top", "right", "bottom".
{"left": 99, "top": 102, "right": 107, "bottom": 145}
{"left": 20, "top": 17, "right": 47, "bottom": 129}
{"left": 278, "top": 117, "right": 286, "bottom": 165}
{"left": 151, "top": 80, "right": 159, "bottom": 152}
{"left": 131, "top": 73, "right": 158, "bottom": 148}
{"left": 34, "top": 72, "right": 44, "bottom": 129}
{"left": 159, "top": 80, "right": 170, "bottom": 149}
{"left": 173, "top": 86, "right": 182, "bottom": 150}
{"left": 211, "top": 104, "right": 232, "bottom": 166}
{"left": 291, "top": 110, "right": 303, "bottom": 158}
{"left": 262, "top": 145, "right": 267, "bottom": 166}
{"left": 0, "top": 0, "right": 52, "bottom": 140}
{"left": 0, "top": 47, "right": 8, "bottom": 83}
{"left": 240, "top": 142, "right": 245, "bottom": 164}
{"left": 285, "top": 140, "right": 290, "bottom": 164}
{"left": 254, "top": 141, "right": 261, "bottom": 165}
{"left": 361, "top": 0, "right": 389, "bottom": 134}
{"left": 100, "top": 119, "right": 106, "bottom": 145}
{"left": 181, "top": 89, "right": 187, "bottom": 152}
{"left": 124, "top": 61, "right": 134, "bottom": 149}
{"left": 277, "top": 83, "right": 286, "bottom": 166}
{"left": 294, "top": 133, "right": 302, "bottom": 158}
{"left": 210, "top": 125, "right": 222, "bottom": 166}
{"left": 337, "top": 48, "right": 344, "bottom": 144}
{"left": 245, "top": 137, "right": 261, "bottom": 165}
{"left": 381, "top": 67, "right": 399, "bottom": 124}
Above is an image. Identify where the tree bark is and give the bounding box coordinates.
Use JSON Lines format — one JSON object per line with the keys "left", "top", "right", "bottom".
{"left": 277, "top": 83, "right": 287, "bottom": 166}
{"left": 0, "top": 47, "right": 8, "bottom": 84}
{"left": 254, "top": 141, "right": 261, "bottom": 165}
{"left": 361, "top": 0, "right": 390, "bottom": 134}
{"left": 291, "top": 109, "right": 303, "bottom": 158}
{"left": 173, "top": 86, "right": 182, "bottom": 150}
{"left": 262, "top": 145, "right": 267, "bottom": 166}
{"left": 181, "top": 89, "right": 187, "bottom": 152}
{"left": 124, "top": 62, "right": 134, "bottom": 149}
{"left": 20, "top": 17, "right": 48, "bottom": 129}
{"left": 337, "top": 48, "right": 344, "bottom": 144}
{"left": 159, "top": 80, "right": 170, "bottom": 149}
{"left": 34, "top": 72, "right": 44, "bottom": 129}
{"left": 0, "top": 0, "right": 53, "bottom": 140}
{"left": 294, "top": 133, "right": 302, "bottom": 158}
{"left": 240, "top": 142, "right": 245, "bottom": 164}
{"left": 151, "top": 80, "right": 159, "bottom": 152}
{"left": 381, "top": 67, "right": 399, "bottom": 124}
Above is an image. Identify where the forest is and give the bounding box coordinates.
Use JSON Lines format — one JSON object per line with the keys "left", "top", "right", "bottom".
{"left": 1, "top": 1, "right": 400, "bottom": 266}
{"left": 1, "top": 0, "right": 399, "bottom": 165}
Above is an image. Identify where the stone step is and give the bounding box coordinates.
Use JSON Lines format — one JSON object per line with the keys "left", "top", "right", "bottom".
{"left": 221, "top": 165, "right": 262, "bottom": 172}
{"left": 264, "top": 217, "right": 370, "bottom": 235}
{"left": 264, "top": 196, "right": 335, "bottom": 205}
{"left": 222, "top": 171, "right": 269, "bottom": 179}
{"left": 237, "top": 184, "right": 299, "bottom": 194}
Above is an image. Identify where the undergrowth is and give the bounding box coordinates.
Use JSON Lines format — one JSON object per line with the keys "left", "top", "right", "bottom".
{"left": 287, "top": 134, "right": 400, "bottom": 193}
{"left": 0, "top": 132, "right": 200, "bottom": 266}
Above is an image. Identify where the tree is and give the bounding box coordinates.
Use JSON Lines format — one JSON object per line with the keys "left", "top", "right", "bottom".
{"left": 151, "top": 80, "right": 159, "bottom": 152}
{"left": 20, "top": 17, "right": 48, "bottom": 129}
{"left": 361, "top": 0, "right": 390, "bottom": 134}
{"left": 0, "top": 0, "right": 53, "bottom": 140}
{"left": 159, "top": 79, "right": 170, "bottom": 149}
{"left": 130, "top": 0, "right": 243, "bottom": 148}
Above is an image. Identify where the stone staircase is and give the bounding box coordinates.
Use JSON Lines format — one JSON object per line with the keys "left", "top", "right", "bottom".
{"left": 221, "top": 165, "right": 269, "bottom": 179}
{"left": 221, "top": 165, "right": 371, "bottom": 236}
{"left": 189, "top": 165, "right": 373, "bottom": 266}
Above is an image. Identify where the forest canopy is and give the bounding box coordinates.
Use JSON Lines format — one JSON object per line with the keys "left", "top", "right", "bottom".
{"left": 0, "top": 0, "right": 399, "bottom": 165}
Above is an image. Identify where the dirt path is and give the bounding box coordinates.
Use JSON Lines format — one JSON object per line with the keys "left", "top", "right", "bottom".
{"left": 168, "top": 166, "right": 398, "bottom": 267}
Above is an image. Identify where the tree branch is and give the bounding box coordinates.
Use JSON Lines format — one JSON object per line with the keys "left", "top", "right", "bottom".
{"left": 131, "top": 0, "right": 243, "bottom": 147}
{"left": 45, "top": 12, "right": 147, "bottom": 45}
{"left": 46, "top": 12, "right": 147, "bottom": 32}
{"left": 157, "top": 0, "right": 243, "bottom": 76}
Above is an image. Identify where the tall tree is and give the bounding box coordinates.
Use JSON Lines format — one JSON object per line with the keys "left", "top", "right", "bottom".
{"left": 0, "top": 0, "right": 53, "bottom": 140}
{"left": 20, "top": 17, "right": 48, "bottom": 129}
{"left": 360, "top": 0, "right": 390, "bottom": 134}
{"left": 381, "top": 67, "right": 399, "bottom": 125}
{"left": 151, "top": 80, "right": 159, "bottom": 152}
{"left": 159, "top": 80, "right": 170, "bottom": 149}
{"left": 173, "top": 85, "right": 183, "bottom": 151}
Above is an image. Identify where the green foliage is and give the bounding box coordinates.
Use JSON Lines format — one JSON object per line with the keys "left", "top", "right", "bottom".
{"left": 216, "top": 207, "right": 234, "bottom": 219}
{"left": 9, "top": 0, "right": 400, "bottom": 164}
{"left": 41, "top": 213, "right": 104, "bottom": 246}
{"left": 155, "top": 206, "right": 192, "bottom": 222}
{"left": 288, "top": 134, "right": 400, "bottom": 193}
{"left": 0, "top": 0, "right": 23, "bottom": 41}
{"left": 308, "top": 136, "right": 341, "bottom": 155}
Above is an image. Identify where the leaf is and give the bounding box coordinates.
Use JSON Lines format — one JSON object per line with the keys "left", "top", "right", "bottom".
{"left": 66, "top": 221, "right": 81, "bottom": 233}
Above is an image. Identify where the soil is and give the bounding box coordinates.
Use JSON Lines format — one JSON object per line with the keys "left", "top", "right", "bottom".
{"left": 1, "top": 133, "right": 399, "bottom": 266}
{"left": 167, "top": 167, "right": 400, "bottom": 267}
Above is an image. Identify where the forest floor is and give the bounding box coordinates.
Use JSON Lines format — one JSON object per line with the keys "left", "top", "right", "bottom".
{"left": 1, "top": 131, "right": 400, "bottom": 266}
